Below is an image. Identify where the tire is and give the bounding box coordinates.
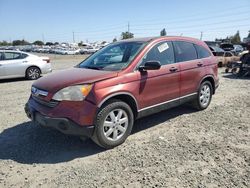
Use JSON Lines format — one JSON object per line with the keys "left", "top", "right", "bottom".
{"left": 218, "top": 62, "right": 223, "bottom": 67}
{"left": 92, "top": 99, "right": 134, "bottom": 149}
{"left": 193, "top": 81, "right": 213, "bottom": 110}
{"left": 232, "top": 68, "right": 239, "bottom": 75}
{"left": 26, "top": 67, "right": 41, "bottom": 80}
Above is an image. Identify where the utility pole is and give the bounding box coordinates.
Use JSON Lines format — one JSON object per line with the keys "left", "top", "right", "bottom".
{"left": 200, "top": 31, "right": 203, "bottom": 40}
{"left": 42, "top": 33, "right": 45, "bottom": 43}
{"left": 128, "top": 22, "right": 130, "bottom": 33}
{"left": 73, "top": 31, "right": 75, "bottom": 43}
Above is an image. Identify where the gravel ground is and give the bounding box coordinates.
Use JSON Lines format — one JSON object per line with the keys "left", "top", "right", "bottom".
{"left": 0, "top": 55, "right": 249, "bottom": 188}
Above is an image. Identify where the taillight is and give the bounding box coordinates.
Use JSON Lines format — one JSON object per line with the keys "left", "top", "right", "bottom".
{"left": 43, "top": 59, "right": 50, "bottom": 63}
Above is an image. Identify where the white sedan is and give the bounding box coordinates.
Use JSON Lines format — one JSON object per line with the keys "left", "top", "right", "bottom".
{"left": 0, "top": 50, "right": 52, "bottom": 80}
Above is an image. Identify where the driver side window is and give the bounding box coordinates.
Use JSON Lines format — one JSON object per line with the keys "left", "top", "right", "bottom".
{"left": 141, "top": 41, "right": 175, "bottom": 66}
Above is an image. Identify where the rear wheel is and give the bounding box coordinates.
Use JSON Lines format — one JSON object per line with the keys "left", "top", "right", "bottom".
{"left": 92, "top": 99, "right": 134, "bottom": 149}
{"left": 26, "top": 67, "right": 41, "bottom": 80}
{"left": 193, "top": 81, "right": 213, "bottom": 110}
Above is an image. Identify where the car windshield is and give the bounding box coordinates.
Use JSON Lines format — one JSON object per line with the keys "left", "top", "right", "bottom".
{"left": 78, "top": 41, "right": 146, "bottom": 71}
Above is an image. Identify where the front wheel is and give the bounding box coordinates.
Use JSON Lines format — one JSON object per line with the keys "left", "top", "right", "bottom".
{"left": 26, "top": 67, "right": 41, "bottom": 80}
{"left": 193, "top": 81, "right": 213, "bottom": 110}
{"left": 92, "top": 99, "right": 134, "bottom": 149}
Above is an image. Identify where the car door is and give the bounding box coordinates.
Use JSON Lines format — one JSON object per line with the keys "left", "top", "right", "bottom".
{"left": 136, "top": 41, "right": 180, "bottom": 110}
{"left": 173, "top": 41, "right": 206, "bottom": 98}
{"left": 2, "top": 52, "right": 27, "bottom": 77}
{"left": 0, "top": 52, "right": 5, "bottom": 78}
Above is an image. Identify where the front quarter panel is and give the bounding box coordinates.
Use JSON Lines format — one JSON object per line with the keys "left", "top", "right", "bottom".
{"left": 93, "top": 72, "right": 139, "bottom": 108}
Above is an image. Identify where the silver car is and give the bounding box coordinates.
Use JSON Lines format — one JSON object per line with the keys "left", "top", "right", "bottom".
{"left": 0, "top": 50, "right": 52, "bottom": 80}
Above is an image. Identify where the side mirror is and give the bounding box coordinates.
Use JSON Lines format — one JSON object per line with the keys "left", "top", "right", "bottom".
{"left": 139, "top": 61, "right": 161, "bottom": 71}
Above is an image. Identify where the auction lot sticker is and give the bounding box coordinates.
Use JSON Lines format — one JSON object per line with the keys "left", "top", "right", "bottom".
{"left": 158, "top": 42, "right": 169, "bottom": 53}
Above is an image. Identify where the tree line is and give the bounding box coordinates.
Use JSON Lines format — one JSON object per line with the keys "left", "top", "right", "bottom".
{"left": 1, "top": 30, "right": 248, "bottom": 46}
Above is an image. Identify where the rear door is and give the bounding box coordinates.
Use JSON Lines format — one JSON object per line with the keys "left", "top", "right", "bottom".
{"left": 173, "top": 41, "right": 206, "bottom": 98}
{"left": 136, "top": 41, "right": 180, "bottom": 109}
{"left": 2, "top": 52, "right": 27, "bottom": 77}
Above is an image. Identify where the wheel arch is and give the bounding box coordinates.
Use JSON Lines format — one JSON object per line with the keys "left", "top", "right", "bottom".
{"left": 199, "top": 75, "right": 215, "bottom": 94}
{"left": 25, "top": 65, "right": 41, "bottom": 78}
{"left": 98, "top": 92, "right": 139, "bottom": 119}
{"left": 25, "top": 65, "right": 41, "bottom": 74}
{"left": 218, "top": 61, "right": 223, "bottom": 67}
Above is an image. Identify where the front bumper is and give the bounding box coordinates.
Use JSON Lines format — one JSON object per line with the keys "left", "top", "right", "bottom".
{"left": 25, "top": 103, "right": 94, "bottom": 137}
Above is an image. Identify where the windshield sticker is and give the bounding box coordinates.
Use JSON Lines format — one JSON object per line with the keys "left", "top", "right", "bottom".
{"left": 158, "top": 43, "right": 169, "bottom": 53}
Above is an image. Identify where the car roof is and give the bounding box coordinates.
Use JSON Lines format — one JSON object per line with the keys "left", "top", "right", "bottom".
{"left": 0, "top": 50, "right": 29, "bottom": 54}
{"left": 120, "top": 36, "right": 203, "bottom": 43}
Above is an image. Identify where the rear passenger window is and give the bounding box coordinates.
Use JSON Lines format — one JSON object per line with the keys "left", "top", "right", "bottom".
{"left": 4, "top": 52, "right": 21, "bottom": 60}
{"left": 141, "top": 41, "right": 175, "bottom": 66}
{"left": 173, "top": 41, "right": 197, "bottom": 62}
{"left": 195, "top": 44, "right": 211, "bottom": 59}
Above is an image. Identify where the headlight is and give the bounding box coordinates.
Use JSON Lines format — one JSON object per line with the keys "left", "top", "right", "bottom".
{"left": 52, "top": 84, "right": 93, "bottom": 101}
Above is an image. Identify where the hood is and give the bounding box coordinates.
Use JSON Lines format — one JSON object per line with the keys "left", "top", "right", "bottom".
{"left": 33, "top": 68, "right": 118, "bottom": 92}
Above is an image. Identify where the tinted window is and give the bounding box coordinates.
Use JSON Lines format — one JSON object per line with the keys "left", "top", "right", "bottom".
{"left": 20, "top": 53, "right": 28, "bottom": 59}
{"left": 141, "top": 41, "right": 175, "bottom": 66}
{"left": 195, "top": 44, "right": 211, "bottom": 59}
{"left": 173, "top": 41, "right": 197, "bottom": 62}
{"left": 225, "top": 52, "right": 232, "bottom": 57}
{"left": 4, "top": 52, "right": 21, "bottom": 60}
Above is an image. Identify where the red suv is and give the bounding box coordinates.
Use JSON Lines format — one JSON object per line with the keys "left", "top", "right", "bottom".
{"left": 25, "top": 36, "right": 219, "bottom": 148}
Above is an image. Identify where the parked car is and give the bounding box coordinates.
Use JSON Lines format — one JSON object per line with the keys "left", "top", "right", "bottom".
{"left": 209, "top": 46, "right": 225, "bottom": 56}
{"left": 233, "top": 45, "right": 244, "bottom": 54}
{"left": 0, "top": 50, "right": 51, "bottom": 80}
{"left": 79, "top": 48, "right": 89, "bottom": 54}
{"left": 220, "top": 43, "right": 234, "bottom": 52}
{"left": 215, "top": 51, "right": 240, "bottom": 67}
{"left": 25, "top": 36, "right": 219, "bottom": 148}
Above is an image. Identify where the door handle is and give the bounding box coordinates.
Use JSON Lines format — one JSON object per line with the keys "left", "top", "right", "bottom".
{"left": 197, "top": 62, "right": 203, "bottom": 67}
{"left": 169, "top": 67, "right": 178, "bottom": 72}
{"left": 23, "top": 61, "right": 28, "bottom": 63}
{"left": 0, "top": 64, "right": 2, "bottom": 66}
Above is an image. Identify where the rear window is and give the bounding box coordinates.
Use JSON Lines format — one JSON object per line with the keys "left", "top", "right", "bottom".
{"left": 194, "top": 44, "right": 211, "bottom": 59}
{"left": 173, "top": 41, "right": 197, "bottom": 62}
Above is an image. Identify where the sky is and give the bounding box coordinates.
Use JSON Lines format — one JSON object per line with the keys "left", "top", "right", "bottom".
{"left": 0, "top": 0, "right": 249, "bottom": 43}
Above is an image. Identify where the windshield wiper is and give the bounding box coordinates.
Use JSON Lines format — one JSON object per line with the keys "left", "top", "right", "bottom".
{"left": 82, "top": 66, "right": 103, "bottom": 70}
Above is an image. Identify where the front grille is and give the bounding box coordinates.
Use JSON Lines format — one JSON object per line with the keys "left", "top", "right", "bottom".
{"left": 32, "top": 95, "right": 59, "bottom": 108}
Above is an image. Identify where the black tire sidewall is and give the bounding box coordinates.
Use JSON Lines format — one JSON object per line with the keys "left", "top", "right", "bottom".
{"left": 94, "top": 100, "right": 134, "bottom": 148}
{"left": 197, "top": 81, "right": 213, "bottom": 110}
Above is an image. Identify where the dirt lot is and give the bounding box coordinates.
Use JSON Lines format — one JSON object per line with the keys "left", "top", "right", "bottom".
{"left": 0, "top": 55, "right": 249, "bottom": 188}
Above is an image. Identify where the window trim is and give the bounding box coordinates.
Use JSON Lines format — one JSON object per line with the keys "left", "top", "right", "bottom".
{"left": 3, "top": 52, "right": 23, "bottom": 61}
{"left": 194, "top": 44, "right": 211, "bottom": 59}
{"left": 135, "top": 40, "right": 176, "bottom": 71}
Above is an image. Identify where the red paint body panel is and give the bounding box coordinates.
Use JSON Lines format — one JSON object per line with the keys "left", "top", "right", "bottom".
{"left": 28, "top": 36, "right": 218, "bottom": 127}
